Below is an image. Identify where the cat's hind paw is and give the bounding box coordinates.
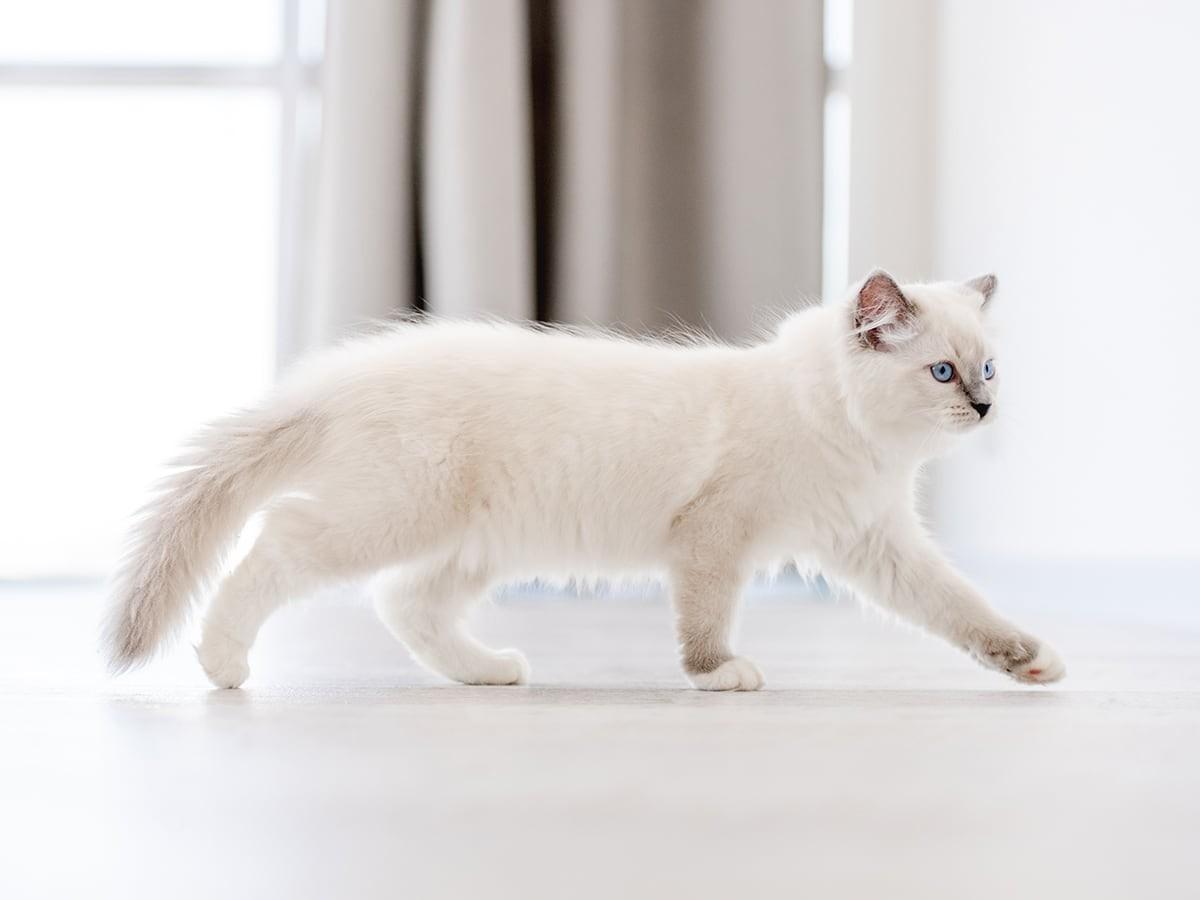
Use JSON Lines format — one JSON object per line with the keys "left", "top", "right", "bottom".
{"left": 455, "top": 648, "right": 531, "bottom": 686}
{"left": 196, "top": 637, "right": 250, "bottom": 689}
{"left": 688, "top": 656, "right": 766, "bottom": 692}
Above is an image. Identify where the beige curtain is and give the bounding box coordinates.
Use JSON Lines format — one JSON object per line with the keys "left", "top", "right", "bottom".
{"left": 295, "top": 0, "right": 824, "bottom": 362}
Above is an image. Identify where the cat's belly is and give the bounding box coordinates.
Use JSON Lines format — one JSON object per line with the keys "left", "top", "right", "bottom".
{"left": 455, "top": 505, "right": 675, "bottom": 578}
{"left": 451, "top": 494, "right": 826, "bottom": 583}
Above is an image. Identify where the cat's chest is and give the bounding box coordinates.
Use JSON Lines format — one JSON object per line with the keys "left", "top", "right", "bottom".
{"left": 755, "top": 453, "right": 907, "bottom": 546}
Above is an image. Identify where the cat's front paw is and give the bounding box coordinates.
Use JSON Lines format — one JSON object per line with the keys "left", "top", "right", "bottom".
{"left": 968, "top": 629, "right": 1065, "bottom": 684}
{"left": 688, "top": 656, "right": 765, "bottom": 692}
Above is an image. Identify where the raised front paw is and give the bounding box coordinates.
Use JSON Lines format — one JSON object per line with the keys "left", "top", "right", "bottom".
{"left": 687, "top": 656, "right": 766, "bottom": 691}
{"left": 968, "top": 629, "right": 1066, "bottom": 684}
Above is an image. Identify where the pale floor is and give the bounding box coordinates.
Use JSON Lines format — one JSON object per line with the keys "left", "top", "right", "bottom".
{"left": 2, "top": 575, "right": 1199, "bottom": 900}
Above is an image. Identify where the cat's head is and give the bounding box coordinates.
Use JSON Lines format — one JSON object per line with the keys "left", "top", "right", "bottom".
{"left": 839, "top": 270, "right": 1000, "bottom": 446}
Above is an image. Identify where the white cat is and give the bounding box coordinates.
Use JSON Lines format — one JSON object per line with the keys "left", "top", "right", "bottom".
{"left": 104, "top": 271, "right": 1065, "bottom": 690}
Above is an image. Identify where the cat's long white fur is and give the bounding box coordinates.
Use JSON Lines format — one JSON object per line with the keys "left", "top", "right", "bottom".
{"left": 103, "top": 273, "right": 1065, "bottom": 690}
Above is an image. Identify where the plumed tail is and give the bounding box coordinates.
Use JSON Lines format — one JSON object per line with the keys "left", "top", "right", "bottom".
{"left": 102, "top": 409, "right": 324, "bottom": 673}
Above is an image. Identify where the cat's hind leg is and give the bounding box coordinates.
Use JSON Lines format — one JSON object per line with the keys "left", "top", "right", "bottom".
{"left": 374, "top": 562, "right": 529, "bottom": 686}
{"left": 197, "top": 499, "right": 381, "bottom": 688}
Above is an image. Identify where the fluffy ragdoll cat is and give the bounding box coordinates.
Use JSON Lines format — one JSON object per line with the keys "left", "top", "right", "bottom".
{"left": 104, "top": 271, "right": 1065, "bottom": 690}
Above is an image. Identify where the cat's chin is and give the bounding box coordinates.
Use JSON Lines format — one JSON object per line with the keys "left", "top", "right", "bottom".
{"left": 920, "top": 424, "right": 973, "bottom": 456}
{"left": 949, "top": 420, "right": 983, "bottom": 434}
{"left": 945, "top": 414, "right": 993, "bottom": 435}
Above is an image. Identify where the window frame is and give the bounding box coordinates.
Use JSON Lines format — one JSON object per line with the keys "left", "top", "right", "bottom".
{"left": 0, "top": 0, "right": 325, "bottom": 373}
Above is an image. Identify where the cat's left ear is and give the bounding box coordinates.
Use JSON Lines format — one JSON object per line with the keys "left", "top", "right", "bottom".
{"left": 855, "top": 270, "right": 917, "bottom": 350}
{"left": 964, "top": 273, "right": 998, "bottom": 309}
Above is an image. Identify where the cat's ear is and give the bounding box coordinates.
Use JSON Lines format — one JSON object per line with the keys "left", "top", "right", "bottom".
{"left": 964, "top": 273, "right": 998, "bottom": 309}
{"left": 854, "top": 270, "right": 917, "bottom": 350}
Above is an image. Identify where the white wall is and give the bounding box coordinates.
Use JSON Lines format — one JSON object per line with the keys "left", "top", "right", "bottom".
{"left": 932, "top": 0, "right": 1200, "bottom": 561}
{"left": 855, "top": 0, "right": 1200, "bottom": 562}
{"left": 847, "top": 0, "right": 936, "bottom": 284}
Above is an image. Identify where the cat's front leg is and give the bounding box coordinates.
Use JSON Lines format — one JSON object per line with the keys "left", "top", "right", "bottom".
{"left": 670, "top": 561, "right": 764, "bottom": 691}
{"left": 829, "top": 519, "right": 1065, "bottom": 684}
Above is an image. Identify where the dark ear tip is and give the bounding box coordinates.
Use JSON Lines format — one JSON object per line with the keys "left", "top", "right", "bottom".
{"left": 859, "top": 270, "right": 907, "bottom": 304}
{"left": 966, "top": 273, "right": 998, "bottom": 302}
{"left": 862, "top": 269, "right": 899, "bottom": 288}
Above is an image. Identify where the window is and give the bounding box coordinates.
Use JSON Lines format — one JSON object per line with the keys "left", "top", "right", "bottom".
{"left": 821, "top": 0, "right": 852, "bottom": 302}
{"left": 0, "top": 1, "right": 324, "bottom": 577}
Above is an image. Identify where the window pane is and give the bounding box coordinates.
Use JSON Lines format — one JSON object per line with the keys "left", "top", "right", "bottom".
{"left": 0, "top": 89, "right": 278, "bottom": 577}
{"left": 0, "top": 0, "right": 281, "bottom": 66}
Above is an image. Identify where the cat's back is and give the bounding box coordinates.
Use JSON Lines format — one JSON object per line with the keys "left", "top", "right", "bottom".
{"left": 392, "top": 318, "right": 722, "bottom": 375}
{"left": 290, "top": 318, "right": 739, "bottom": 411}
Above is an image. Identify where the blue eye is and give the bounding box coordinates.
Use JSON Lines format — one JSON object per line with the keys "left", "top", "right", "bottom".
{"left": 930, "top": 362, "right": 955, "bottom": 383}
{"left": 983, "top": 359, "right": 995, "bottom": 380}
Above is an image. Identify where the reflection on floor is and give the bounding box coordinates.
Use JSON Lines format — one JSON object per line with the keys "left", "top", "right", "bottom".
{"left": 2, "top": 576, "right": 1198, "bottom": 900}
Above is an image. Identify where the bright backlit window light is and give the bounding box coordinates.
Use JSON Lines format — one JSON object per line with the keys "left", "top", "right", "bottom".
{"left": 0, "top": 2, "right": 322, "bottom": 578}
